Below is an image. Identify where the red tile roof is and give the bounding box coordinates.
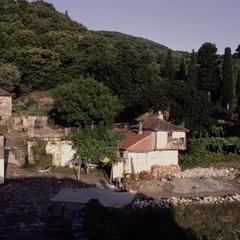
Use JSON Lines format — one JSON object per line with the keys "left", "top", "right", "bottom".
{"left": 118, "top": 131, "right": 151, "bottom": 150}
{"left": 138, "top": 115, "right": 189, "bottom": 132}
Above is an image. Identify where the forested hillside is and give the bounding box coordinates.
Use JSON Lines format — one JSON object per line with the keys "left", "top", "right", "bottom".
{"left": 1, "top": 0, "right": 240, "bottom": 135}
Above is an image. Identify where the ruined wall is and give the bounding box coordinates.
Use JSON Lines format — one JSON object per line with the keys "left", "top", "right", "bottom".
{"left": 0, "top": 96, "right": 12, "bottom": 124}
{"left": 28, "top": 140, "right": 76, "bottom": 167}
{"left": 46, "top": 141, "right": 75, "bottom": 166}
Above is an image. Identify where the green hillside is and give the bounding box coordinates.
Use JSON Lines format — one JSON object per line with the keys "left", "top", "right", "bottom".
{"left": 1, "top": 0, "right": 239, "bottom": 134}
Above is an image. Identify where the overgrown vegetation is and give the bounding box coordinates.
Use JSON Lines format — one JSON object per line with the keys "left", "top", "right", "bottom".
{"left": 52, "top": 77, "right": 122, "bottom": 127}
{"left": 70, "top": 127, "right": 125, "bottom": 164}
{"left": 31, "top": 140, "right": 52, "bottom": 168}
{"left": 180, "top": 137, "right": 240, "bottom": 169}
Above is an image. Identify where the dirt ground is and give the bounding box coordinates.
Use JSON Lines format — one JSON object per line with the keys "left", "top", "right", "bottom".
{"left": 132, "top": 177, "right": 240, "bottom": 199}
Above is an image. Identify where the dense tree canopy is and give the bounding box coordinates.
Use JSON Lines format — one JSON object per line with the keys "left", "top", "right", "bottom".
{"left": 52, "top": 77, "right": 122, "bottom": 127}
{"left": 0, "top": 63, "right": 21, "bottom": 93}
{"left": 1, "top": 0, "right": 240, "bottom": 135}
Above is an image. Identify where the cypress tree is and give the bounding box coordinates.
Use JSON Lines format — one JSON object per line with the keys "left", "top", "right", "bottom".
{"left": 197, "top": 42, "right": 221, "bottom": 103}
{"left": 178, "top": 56, "right": 187, "bottom": 81}
{"left": 163, "top": 49, "right": 175, "bottom": 82}
{"left": 236, "top": 71, "right": 240, "bottom": 104}
{"left": 188, "top": 49, "right": 198, "bottom": 88}
{"left": 222, "top": 47, "right": 234, "bottom": 111}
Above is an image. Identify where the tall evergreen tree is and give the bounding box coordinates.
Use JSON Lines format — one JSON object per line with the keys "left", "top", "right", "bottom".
{"left": 197, "top": 42, "right": 221, "bottom": 103}
{"left": 177, "top": 56, "right": 187, "bottom": 81}
{"left": 222, "top": 47, "right": 234, "bottom": 111}
{"left": 163, "top": 49, "right": 175, "bottom": 82}
{"left": 188, "top": 49, "right": 198, "bottom": 88}
{"left": 236, "top": 44, "right": 240, "bottom": 58}
{"left": 236, "top": 71, "right": 240, "bottom": 105}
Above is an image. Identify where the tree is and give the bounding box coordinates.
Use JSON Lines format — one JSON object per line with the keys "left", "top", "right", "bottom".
{"left": 188, "top": 49, "right": 198, "bottom": 88}
{"left": 9, "top": 48, "right": 61, "bottom": 92}
{"left": 162, "top": 49, "right": 175, "bottom": 81}
{"left": 236, "top": 71, "right": 240, "bottom": 108}
{"left": 0, "top": 63, "right": 21, "bottom": 93}
{"left": 52, "top": 77, "right": 122, "bottom": 127}
{"left": 70, "top": 128, "right": 123, "bottom": 164}
{"left": 235, "top": 44, "right": 240, "bottom": 58}
{"left": 222, "top": 47, "right": 234, "bottom": 111}
{"left": 197, "top": 42, "right": 221, "bottom": 103}
{"left": 177, "top": 56, "right": 187, "bottom": 81}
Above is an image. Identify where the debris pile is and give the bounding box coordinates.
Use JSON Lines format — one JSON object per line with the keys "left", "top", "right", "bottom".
{"left": 132, "top": 165, "right": 181, "bottom": 181}
{"left": 132, "top": 193, "right": 240, "bottom": 209}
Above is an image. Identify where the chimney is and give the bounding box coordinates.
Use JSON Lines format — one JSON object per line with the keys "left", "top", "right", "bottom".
{"left": 138, "top": 121, "right": 143, "bottom": 134}
{"left": 157, "top": 111, "right": 164, "bottom": 120}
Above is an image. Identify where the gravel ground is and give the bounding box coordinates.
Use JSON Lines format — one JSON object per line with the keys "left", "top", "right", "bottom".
{"left": 137, "top": 176, "right": 240, "bottom": 198}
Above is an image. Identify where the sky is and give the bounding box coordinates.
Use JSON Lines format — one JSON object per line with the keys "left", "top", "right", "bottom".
{"left": 41, "top": 0, "right": 239, "bottom": 54}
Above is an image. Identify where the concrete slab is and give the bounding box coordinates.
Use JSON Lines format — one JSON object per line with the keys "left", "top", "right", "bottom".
{"left": 51, "top": 188, "right": 136, "bottom": 208}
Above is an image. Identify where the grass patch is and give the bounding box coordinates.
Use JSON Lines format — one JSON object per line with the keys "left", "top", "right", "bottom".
{"left": 175, "top": 203, "right": 240, "bottom": 240}
{"left": 83, "top": 201, "right": 240, "bottom": 240}
{"left": 180, "top": 152, "right": 240, "bottom": 170}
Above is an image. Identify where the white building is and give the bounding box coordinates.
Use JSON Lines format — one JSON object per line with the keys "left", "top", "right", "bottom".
{"left": 112, "top": 112, "right": 189, "bottom": 179}
{"left": 0, "top": 136, "right": 4, "bottom": 184}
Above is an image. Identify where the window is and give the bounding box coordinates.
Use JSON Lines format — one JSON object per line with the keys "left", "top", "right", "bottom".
{"left": 120, "top": 150, "right": 125, "bottom": 158}
{"left": 167, "top": 132, "right": 172, "bottom": 142}
{"left": 0, "top": 99, "right": 5, "bottom": 105}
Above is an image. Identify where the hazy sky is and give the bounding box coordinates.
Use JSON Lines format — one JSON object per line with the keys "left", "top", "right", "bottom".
{"left": 42, "top": 0, "right": 239, "bottom": 53}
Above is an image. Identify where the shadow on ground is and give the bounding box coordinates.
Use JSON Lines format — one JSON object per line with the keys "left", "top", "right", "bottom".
{"left": 0, "top": 174, "right": 197, "bottom": 240}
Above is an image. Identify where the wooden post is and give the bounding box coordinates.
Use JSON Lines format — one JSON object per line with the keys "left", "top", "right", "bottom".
{"left": 110, "top": 164, "right": 113, "bottom": 183}
{"left": 77, "top": 163, "right": 81, "bottom": 181}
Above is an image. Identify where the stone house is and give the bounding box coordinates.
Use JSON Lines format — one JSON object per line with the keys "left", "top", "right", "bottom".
{"left": 0, "top": 89, "right": 12, "bottom": 125}
{"left": 112, "top": 112, "right": 189, "bottom": 179}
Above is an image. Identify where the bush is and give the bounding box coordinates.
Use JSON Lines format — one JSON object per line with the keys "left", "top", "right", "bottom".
{"left": 31, "top": 141, "right": 52, "bottom": 168}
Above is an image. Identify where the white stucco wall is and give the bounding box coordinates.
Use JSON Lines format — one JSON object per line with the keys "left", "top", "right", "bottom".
{"left": 112, "top": 161, "right": 124, "bottom": 179}
{"left": 128, "top": 150, "right": 178, "bottom": 173}
{"left": 46, "top": 141, "right": 76, "bottom": 167}
{"left": 0, "top": 136, "right": 4, "bottom": 184}
{"left": 112, "top": 150, "right": 178, "bottom": 178}
{"left": 156, "top": 131, "right": 168, "bottom": 149}
{"left": 0, "top": 157, "right": 4, "bottom": 184}
{"left": 172, "top": 131, "right": 186, "bottom": 139}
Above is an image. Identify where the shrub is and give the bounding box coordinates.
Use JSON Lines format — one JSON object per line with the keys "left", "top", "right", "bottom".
{"left": 31, "top": 141, "right": 52, "bottom": 168}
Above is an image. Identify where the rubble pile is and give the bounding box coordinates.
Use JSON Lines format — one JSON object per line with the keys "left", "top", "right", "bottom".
{"left": 132, "top": 193, "right": 240, "bottom": 209}
{"left": 151, "top": 165, "right": 181, "bottom": 180}
{"left": 178, "top": 167, "right": 240, "bottom": 180}
{"left": 132, "top": 165, "right": 181, "bottom": 181}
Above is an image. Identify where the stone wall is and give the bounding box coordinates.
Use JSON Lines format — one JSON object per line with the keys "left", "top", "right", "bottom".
{"left": 0, "top": 96, "right": 12, "bottom": 124}
{"left": 28, "top": 140, "right": 76, "bottom": 167}
{"left": 12, "top": 115, "right": 48, "bottom": 131}
{"left": 27, "top": 128, "right": 68, "bottom": 140}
